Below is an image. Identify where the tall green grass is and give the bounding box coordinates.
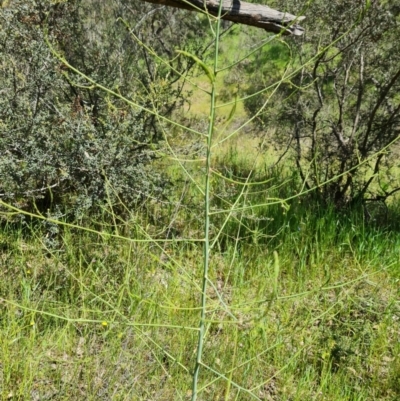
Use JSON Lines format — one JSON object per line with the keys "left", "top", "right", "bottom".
{"left": 1, "top": 159, "right": 399, "bottom": 400}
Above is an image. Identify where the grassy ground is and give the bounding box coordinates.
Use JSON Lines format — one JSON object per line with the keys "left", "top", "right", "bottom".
{"left": 1, "top": 148, "right": 400, "bottom": 400}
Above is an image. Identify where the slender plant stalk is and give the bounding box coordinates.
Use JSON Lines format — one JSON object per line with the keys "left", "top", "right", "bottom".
{"left": 191, "top": 3, "right": 224, "bottom": 400}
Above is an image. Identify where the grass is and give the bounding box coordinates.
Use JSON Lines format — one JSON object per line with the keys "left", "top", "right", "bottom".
{"left": 1, "top": 153, "right": 400, "bottom": 400}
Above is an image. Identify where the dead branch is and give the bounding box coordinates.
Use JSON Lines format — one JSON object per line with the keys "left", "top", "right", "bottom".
{"left": 141, "top": 0, "right": 305, "bottom": 35}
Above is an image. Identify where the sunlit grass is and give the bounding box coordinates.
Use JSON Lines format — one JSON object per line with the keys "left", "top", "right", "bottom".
{"left": 1, "top": 158, "right": 400, "bottom": 400}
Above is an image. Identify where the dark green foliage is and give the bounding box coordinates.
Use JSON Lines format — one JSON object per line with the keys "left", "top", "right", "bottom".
{"left": 0, "top": 0, "right": 158, "bottom": 216}
{"left": 0, "top": 0, "right": 208, "bottom": 217}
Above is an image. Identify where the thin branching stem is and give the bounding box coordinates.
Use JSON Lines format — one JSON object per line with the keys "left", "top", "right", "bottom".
{"left": 191, "top": 3, "right": 224, "bottom": 399}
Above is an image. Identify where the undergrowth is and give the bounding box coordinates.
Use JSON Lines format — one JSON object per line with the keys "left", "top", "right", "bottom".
{"left": 1, "top": 161, "right": 400, "bottom": 400}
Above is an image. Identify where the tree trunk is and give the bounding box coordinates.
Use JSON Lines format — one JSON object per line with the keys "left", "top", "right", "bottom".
{"left": 141, "top": 0, "right": 305, "bottom": 35}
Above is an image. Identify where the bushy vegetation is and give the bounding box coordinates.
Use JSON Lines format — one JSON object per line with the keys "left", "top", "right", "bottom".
{"left": 1, "top": 0, "right": 400, "bottom": 400}
{"left": 245, "top": 0, "right": 400, "bottom": 206}
{"left": 0, "top": 0, "right": 208, "bottom": 216}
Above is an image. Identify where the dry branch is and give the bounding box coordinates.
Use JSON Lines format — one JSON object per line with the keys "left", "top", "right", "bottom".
{"left": 141, "top": 0, "right": 305, "bottom": 35}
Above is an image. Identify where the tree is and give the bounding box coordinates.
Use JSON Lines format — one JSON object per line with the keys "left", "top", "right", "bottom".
{"left": 247, "top": 0, "right": 400, "bottom": 206}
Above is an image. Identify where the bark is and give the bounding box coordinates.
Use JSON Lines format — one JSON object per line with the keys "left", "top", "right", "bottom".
{"left": 141, "top": 0, "right": 305, "bottom": 35}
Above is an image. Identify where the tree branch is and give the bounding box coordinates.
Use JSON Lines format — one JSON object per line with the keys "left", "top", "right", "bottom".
{"left": 141, "top": 0, "right": 305, "bottom": 35}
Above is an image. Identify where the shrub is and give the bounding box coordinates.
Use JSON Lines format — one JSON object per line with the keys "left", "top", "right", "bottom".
{"left": 0, "top": 0, "right": 169, "bottom": 217}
